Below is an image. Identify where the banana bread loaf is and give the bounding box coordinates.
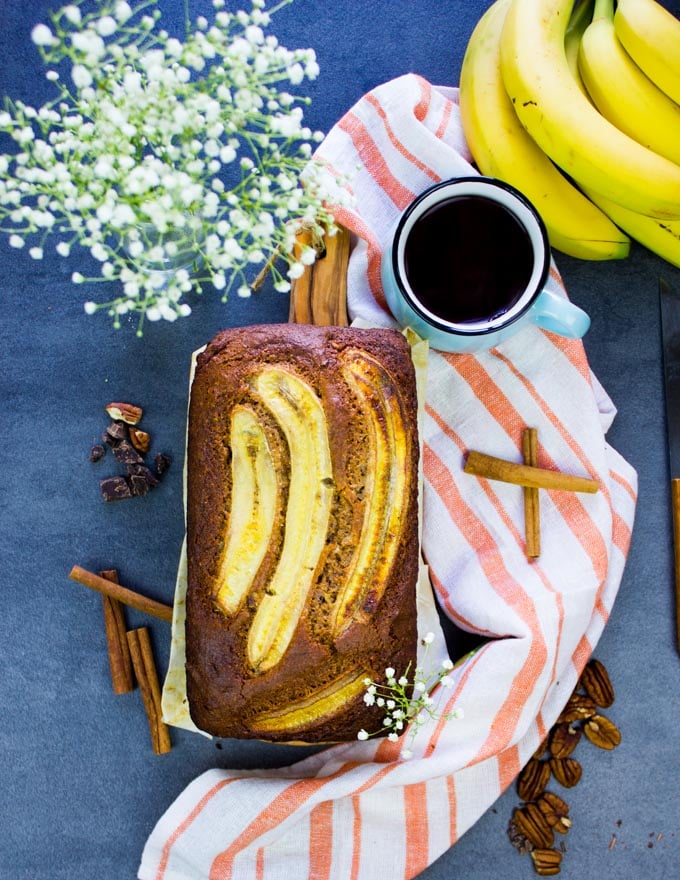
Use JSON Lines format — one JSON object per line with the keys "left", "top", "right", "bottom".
{"left": 185, "top": 323, "right": 420, "bottom": 743}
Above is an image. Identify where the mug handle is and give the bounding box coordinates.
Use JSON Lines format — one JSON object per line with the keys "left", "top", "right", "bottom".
{"left": 529, "top": 288, "right": 591, "bottom": 339}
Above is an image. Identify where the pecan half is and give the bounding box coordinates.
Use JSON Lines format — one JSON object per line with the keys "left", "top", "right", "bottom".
{"left": 549, "top": 756, "right": 582, "bottom": 787}
{"left": 537, "top": 791, "right": 572, "bottom": 834}
{"left": 549, "top": 722, "right": 581, "bottom": 759}
{"left": 580, "top": 659, "right": 615, "bottom": 708}
{"left": 105, "top": 401, "right": 143, "bottom": 425}
{"left": 530, "top": 847, "right": 563, "bottom": 876}
{"left": 556, "top": 693, "right": 597, "bottom": 724}
{"left": 553, "top": 815, "right": 572, "bottom": 835}
{"left": 532, "top": 739, "right": 548, "bottom": 761}
{"left": 512, "top": 804, "right": 554, "bottom": 849}
{"left": 517, "top": 758, "right": 551, "bottom": 802}
{"left": 583, "top": 713, "right": 621, "bottom": 750}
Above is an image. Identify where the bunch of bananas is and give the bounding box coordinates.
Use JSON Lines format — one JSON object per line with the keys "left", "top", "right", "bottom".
{"left": 459, "top": 0, "right": 680, "bottom": 265}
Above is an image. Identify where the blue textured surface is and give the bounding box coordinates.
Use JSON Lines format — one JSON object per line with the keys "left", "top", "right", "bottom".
{"left": 2, "top": 1, "right": 680, "bottom": 878}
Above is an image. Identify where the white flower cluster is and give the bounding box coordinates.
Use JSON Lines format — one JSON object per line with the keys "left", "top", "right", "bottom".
{"left": 357, "top": 632, "right": 464, "bottom": 760}
{"left": 0, "top": 0, "right": 347, "bottom": 334}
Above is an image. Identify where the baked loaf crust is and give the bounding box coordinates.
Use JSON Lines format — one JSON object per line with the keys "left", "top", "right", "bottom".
{"left": 185, "top": 323, "right": 419, "bottom": 743}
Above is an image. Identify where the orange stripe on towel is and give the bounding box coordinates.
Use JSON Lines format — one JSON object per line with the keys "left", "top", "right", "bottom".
{"left": 350, "top": 795, "right": 362, "bottom": 880}
{"left": 612, "top": 509, "right": 633, "bottom": 556}
{"left": 446, "top": 775, "right": 458, "bottom": 844}
{"left": 548, "top": 333, "right": 593, "bottom": 385}
{"left": 338, "top": 111, "right": 415, "bottom": 210}
{"left": 255, "top": 848, "right": 265, "bottom": 880}
{"left": 309, "top": 801, "right": 334, "bottom": 880}
{"left": 404, "top": 782, "right": 430, "bottom": 878}
{"left": 332, "top": 204, "right": 387, "bottom": 311}
{"left": 364, "top": 93, "right": 440, "bottom": 183}
{"left": 413, "top": 75, "right": 431, "bottom": 121}
{"left": 434, "top": 97, "right": 453, "bottom": 140}
{"left": 610, "top": 467, "right": 638, "bottom": 504}
{"left": 497, "top": 745, "right": 522, "bottom": 793}
{"left": 572, "top": 633, "right": 593, "bottom": 677}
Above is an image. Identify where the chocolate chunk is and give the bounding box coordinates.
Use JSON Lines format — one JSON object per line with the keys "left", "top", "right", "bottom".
{"left": 100, "top": 475, "right": 133, "bottom": 502}
{"left": 89, "top": 444, "right": 106, "bottom": 462}
{"left": 106, "top": 421, "right": 128, "bottom": 442}
{"left": 154, "top": 452, "right": 172, "bottom": 475}
{"left": 112, "top": 440, "right": 144, "bottom": 465}
{"left": 129, "top": 473, "right": 150, "bottom": 496}
{"left": 127, "top": 463, "right": 160, "bottom": 488}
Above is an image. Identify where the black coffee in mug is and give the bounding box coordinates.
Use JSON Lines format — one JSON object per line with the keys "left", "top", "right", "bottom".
{"left": 402, "top": 195, "right": 534, "bottom": 325}
{"left": 382, "top": 177, "right": 590, "bottom": 353}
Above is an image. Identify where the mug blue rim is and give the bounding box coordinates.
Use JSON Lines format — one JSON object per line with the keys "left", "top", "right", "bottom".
{"left": 390, "top": 176, "right": 551, "bottom": 337}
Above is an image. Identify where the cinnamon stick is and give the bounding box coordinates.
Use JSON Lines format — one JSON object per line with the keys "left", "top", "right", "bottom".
{"left": 99, "top": 570, "right": 135, "bottom": 694}
{"left": 464, "top": 450, "right": 599, "bottom": 494}
{"left": 289, "top": 225, "right": 350, "bottom": 326}
{"left": 69, "top": 565, "right": 173, "bottom": 622}
{"left": 522, "top": 429, "right": 541, "bottom": 558}
{"left": 126, "top": 627, "right": 172, "bottom": 755}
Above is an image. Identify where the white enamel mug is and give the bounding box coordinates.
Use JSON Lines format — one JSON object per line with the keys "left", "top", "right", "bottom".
{"left": 381, "top": 177, "right": 590, "bottom": 353}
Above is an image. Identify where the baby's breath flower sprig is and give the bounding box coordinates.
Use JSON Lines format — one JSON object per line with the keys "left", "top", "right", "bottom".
{"left": 357, "top": 632, "right": 464, "bottom": 760}
{"left": 0, "top": 0, "right": 349, "bottom": 334}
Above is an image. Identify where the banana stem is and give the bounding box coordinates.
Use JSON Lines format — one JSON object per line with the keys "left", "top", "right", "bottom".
{"left": 592, "top": 0, "right": 614, "bottom": 22}
{"left": 566, "top": 0, "right": 594, "bottom": 33}
{"left": 565, "top": 0, "right": 594, "bottom": 83}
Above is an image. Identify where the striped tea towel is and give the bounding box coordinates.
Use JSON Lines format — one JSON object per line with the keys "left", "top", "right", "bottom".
{"left": 139, "top": 73, "right": 637, "bottom": 880}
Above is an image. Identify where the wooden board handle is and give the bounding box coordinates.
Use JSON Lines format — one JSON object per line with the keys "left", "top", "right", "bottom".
{"left": 289, "top": 226, "right": 351, "bottom": 326}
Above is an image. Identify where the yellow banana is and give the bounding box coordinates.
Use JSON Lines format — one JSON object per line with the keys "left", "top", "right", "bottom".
{"left": 581, "top": 185, "right": 680, "bottom": 267}
{"left": 250, "top": 669, "right": 369, "bottom": 736}
{"left": 247, "top": 367, "right": 334, "bottom": 673}
{"left": 459, "top": 0, "right": 629, "bottom": 260}
{"left": 614, "top": 0, "right": 680, "bottom": 104}
{"left": 565, "top": 0, "right": 594, "bottom": 96}
{"left": 499, "top": 0, "right": 680, "bottom": 220}
{"left": 214, "top": 405, "right": 278, "bottom": 615}
{"left": 331, "top": 348, "right": 412, "bottom": 635}
{"left": 579, "top": 0, "right": 680, "bottom": 166}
